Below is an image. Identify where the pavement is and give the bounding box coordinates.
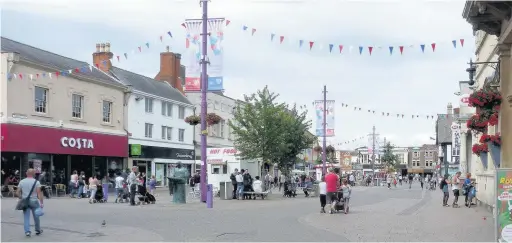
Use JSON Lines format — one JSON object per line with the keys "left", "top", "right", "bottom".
{"left": 1, "top": 183, "right": 494, "bottom": 242}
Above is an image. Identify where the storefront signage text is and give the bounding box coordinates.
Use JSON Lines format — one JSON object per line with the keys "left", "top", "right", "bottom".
{"left": 176, "top": 152, "right": 194, "bottom": 159}
{"left": 496, "top": 169, "right": 512, "bottom": 242}
{"left": 61, "top": 137, "right": 94, "bottom": 149}
{"left": 208, "top": 148, "right": 239, "bottom": 156}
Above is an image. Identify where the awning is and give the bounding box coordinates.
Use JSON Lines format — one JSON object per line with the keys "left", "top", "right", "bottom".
{"left": 408, "top": 168, "right": 425, "bottom": 173}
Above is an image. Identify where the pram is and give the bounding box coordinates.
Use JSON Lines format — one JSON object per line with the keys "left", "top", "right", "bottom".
{"left": 283, "top": 181, "right": 297, "bottom": 198}
{"left": 333, "top": 191, "right": 349, "bottom": 214}
{"left": 115, "top": 184, "right": 130, "bottom": 203}
{"left": 137, "top": 185, "right": 156, "bottom": 205}
{"left": 92, "top": 185, "right": 106, "bottom": 203}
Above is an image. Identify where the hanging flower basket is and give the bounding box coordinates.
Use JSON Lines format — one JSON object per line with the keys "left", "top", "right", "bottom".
{"left": 184, "top": 115, "right": 201, "bottom": 126}
{"left": 480, "top": 133, "right": 501, "bottom": 146}
{"left": 468, "top": 89, "right": 502, "bottom": 109}
{"left": 467, "top": 114, "right": 488, "bottom": 134}
{"left": 313, "top": 146, "right": 322, "bottom": 153}
{"left": 480, "top": 152, "right": 489, "bottom": 170}
{"left": 472, "top": 143, "right": 489, "bottom": 156}
{"left": 206, "top": 113, "right": 222, "bottom": 125}
{"left": 326, "top": 145, "right": 336, "bottom": 154}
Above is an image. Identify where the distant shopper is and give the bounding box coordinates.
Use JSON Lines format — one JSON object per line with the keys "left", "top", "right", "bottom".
{"left": 452, "top": 172, "right": 461, "bottom": 208}
{"left": 440, "top": 175, "right": 450, "bottom": 207}
{"left": 318, "top": 176, "right": 327, "bottom": 213}
{"left": 230, "top": 169, "right": 239, "bottom": 199}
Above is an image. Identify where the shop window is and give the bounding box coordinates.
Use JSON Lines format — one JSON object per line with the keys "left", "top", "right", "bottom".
{"left": 72, "top": 94, "right": 84, "bottom": 119}
{"left": 211, "top": 165, "right": 227, "bottom": 174}
{"left": 34, "top": 86, "right": 48, "bottom": 113}
{"left": 102, "top": 100, "right": 112, "bottom": 123}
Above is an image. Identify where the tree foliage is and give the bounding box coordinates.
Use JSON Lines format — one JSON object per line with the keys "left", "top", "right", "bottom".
{"left": 228, "top": 86, "right": 315, "bottom": 174}
{"left": 381, "top": 142, "right": 399, "bottom": 171}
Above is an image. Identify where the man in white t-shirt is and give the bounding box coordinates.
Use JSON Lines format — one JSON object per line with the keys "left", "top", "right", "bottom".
{"left": 252, "top": 176, "right": 263, "bottom": 193}
{"left": 318, "top": 176, "right": 327, "bottom": 213}
{"left": 452, "top": 172, "right": 461, "bottom": 207}
{"left": 114, "top": 173, "right": 125, "bottom": 203}
{"left": 349, "top": 174, "right": 355, "bottom": 187}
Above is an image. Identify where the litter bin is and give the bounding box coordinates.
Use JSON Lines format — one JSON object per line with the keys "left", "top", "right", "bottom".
{"left": 219, "top": 182, "right": 233, "bottom": 200}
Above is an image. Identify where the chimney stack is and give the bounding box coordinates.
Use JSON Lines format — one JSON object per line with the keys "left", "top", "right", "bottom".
{"left": 92, "top": 42, "right": 113, "bottom": 73}
{"left": 447, "top": 103, "right": 453, "bottom": 115}
{"left": 154, "top": 47, "right": 184, "bottom": 94}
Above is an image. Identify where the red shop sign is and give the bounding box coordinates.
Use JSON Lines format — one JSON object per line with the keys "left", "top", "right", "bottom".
{"left": 1, "top": 124, "right": 128, "bottom": 157}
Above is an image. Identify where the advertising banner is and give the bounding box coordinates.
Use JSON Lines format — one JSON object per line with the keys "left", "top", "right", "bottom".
{"left": 314, "top": 100, "right": 335, "bottom": 137}
{"left": 451, "top": 122, "right": 461, "bottom": 157}
{"left": 184, "top": 18, "right": 225, "bottom": 91}
{"left": 496, "top": 169, "right": 512, "bottom": 242}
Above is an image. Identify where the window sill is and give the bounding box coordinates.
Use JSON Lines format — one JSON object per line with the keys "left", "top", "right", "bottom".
{"left": 31, "top": 113, "right": 52, "bottom": 119}
{"left": 70, "top": 118, "right": 86, "bottom": 124}
{"left": 101, "top": 123, "right": 115, "bottom": 127}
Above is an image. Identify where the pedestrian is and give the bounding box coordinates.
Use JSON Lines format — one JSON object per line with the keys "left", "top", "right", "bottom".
{"left": 463, "top": 173, "right": 473, "bottom": 207}
{"left": 318, "top": 176, "right": 327, "bottom": 213}
{"left": 114, "top": 172, "right": 125, "bottom": 203}
{"left": 441, "top": 175, "right": 450, "bottom": 207}
{"left": 398, "top": 174, "right": 403, "bottom": 186}
{"left": 230, "top": 169, "right": 238, "bottom": 199}
{"left": 69, "top": 170, "right": 78, "bottom": 198}
{"left": 236, "top": 169, "right": 244, "bottom": 200}
{"left": 341, "top": 179, "right": 351, "bottom": 214}
{"left": 16, "top": 169, "right": 44, "bottom": 237}
{"left": 279, "top": 174, "right": 285, "bottom": 192}
{"left": 349, "top": 173, "right": 355, "bottom": 187}
{"left": 325, "top": 168, "right": 340, "bottom": 214}
{"left": 386, "top": 174, "right": 392, "bottom": 189}
{"left": 127, "top": 166, "right": 139, "bottom": 206}
{"left": 452, "top": 171, "right": 461, "bottom": 208}
{"left": 88, "top": 175, "right": 99, "bottom": 204}
{"left": 420, "top": 175, "right": 424, "bottom": 190}
{"left": 408, "top": 174, "right": 413, "bottom": 189}
{"left": 148, "top": 175, "right": 156, "bottom": 195}
{"left": 77, "top": 171, "right": 86, "bottom": 199}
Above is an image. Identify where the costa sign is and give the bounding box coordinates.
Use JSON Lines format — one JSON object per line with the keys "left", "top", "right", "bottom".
{"left": 207, "top": 148, "right": 239, "bottom": 156}
{"left": 61, "top": 137, "right": 94, "bottom": 149}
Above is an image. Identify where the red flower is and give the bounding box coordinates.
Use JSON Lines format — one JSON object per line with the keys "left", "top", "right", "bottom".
{"left": 468, "top": 89, "right": 502, "bottom": 109}
{"left": 488, "top": 112, "right": 499, "bottom": 126}
{"left": 472, "top": 143, "right": 489, "bottom": 156}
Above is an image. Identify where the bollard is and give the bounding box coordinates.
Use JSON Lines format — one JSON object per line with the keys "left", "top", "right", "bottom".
{"left": 206, "top": 184, "right": 213, "bottom": 208}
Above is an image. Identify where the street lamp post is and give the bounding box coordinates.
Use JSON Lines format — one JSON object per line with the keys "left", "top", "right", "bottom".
{"left": 199, "top": 0, "right": 209, "bottom": 203}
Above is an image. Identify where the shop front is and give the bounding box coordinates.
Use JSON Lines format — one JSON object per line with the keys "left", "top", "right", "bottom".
{"left": 128, "top": 144, "right": 195, "bottom": 187}
{"left": 0, "top": 123, "right": 128, "bottom": 186}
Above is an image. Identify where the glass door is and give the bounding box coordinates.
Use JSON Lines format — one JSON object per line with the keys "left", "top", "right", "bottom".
{"left": 155, "top": 163, "right": 165, "bottom": 186}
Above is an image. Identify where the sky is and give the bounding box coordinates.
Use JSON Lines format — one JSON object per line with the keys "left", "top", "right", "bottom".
{"left": 0, "top": 0, "right": 474, "bottom": 149}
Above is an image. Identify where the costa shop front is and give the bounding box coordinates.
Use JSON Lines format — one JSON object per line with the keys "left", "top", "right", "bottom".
{"left": 1, "top": 123, "right": 128, "bottom": 185}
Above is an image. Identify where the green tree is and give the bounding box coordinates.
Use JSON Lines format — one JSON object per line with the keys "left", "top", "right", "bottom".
{"left": 228, "top": 86, "right": 314, "bottom": 174}
{"left": 381, "top": 142, "right": 399, "bottom": 172}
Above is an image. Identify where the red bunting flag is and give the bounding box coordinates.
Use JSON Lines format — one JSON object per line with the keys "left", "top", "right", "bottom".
{"left": 339, "top": 45, "right": 343, "bottom": 53}
{"left": 431, "top": 43, "right": 436, "bottom": 52}
{"left": 117, "top": 56, "right": 120, "bottom": 62}
{"left": 95, "top": 64, "right": 99, "bottom": 68}
{"left": 19, "top": 74, "right": 23, "bottom": 79}
{"left": 160, "top": 36, "right": 163, "bottom": 42}
{"left": 36, "top": 74, "right": 39, "bottom": 78}
{"left": 138, "top": 47, "right": 142, "bottom": 52}
{"left": 460, "top": 39, "right": 464, "bottom": 47}
{"left": 75, "top": 68, "right": 79, "bottom": 73}
{"left": 251, "top": 28, "right": 256, "bottom": 36}
{"left": 280, "top": 36, "right": 284, "bottom": 44}
{"left": 309, "top": 41, "right": 314, "bottom": 50}
{"left": 368, "top": 46, "right": 373, "bottom": 55}
{"left": 399, "top": 46, "right": 404, "bottom": 55}
{"left": 225, "top": 20, "right": 230, "bottom": 26}
{"left": 181, "top": 23, "right": 186, "bottom": 28}
{"left": 55, "top": 72, "right": 59, "bottom": 78}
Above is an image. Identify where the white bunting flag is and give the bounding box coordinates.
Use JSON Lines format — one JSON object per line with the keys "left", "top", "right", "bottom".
{"left": 48, "top": 73, "right": 52, "bottom": 79}
{"left": 29, "top": 74, "right": 33, "bottom": 80}
{"left": 89, "top": 65, "right": 93, "bottom": 72}
{"left": 68, "top": 70, "right": 72, "bottom": 74}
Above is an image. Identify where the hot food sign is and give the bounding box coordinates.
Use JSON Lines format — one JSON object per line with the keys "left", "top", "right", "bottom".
{"left": 207, "top": 147, "right": 240, "bottom": 157}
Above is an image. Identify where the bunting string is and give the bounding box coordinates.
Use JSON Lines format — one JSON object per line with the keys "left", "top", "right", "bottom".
{"left": 331, "top": 136, "right": 366, "bottom": 146}
{"left": 339, "top": 102, "right": 441, "bottom": 120}
{"left": 225, "top": 19, "right": 466, "bottom": 56}
{"left": 6, "top": 30, "right": 176, "bottom": 81}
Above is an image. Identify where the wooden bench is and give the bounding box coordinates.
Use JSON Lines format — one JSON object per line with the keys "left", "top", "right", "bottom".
{"left": 243, "top": 190, "right": 270, "bottom": 200}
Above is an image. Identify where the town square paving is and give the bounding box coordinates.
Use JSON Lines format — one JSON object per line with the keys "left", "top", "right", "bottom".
{"left": 1, "top": 184, "right": 494, "bottom": 242}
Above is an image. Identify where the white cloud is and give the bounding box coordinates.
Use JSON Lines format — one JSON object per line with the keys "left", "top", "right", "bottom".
{"left": 0, "top": 0, "right": 473, "bottom": 147}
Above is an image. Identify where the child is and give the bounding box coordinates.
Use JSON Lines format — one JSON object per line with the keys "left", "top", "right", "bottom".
{"left": 149, "top": 175, "right": 156, "bottom": 195}
{"left": 341, "top": 179, "right": 351, "bottom": 214}
{"left": 319, "top": 176, "right": 327, "bottom": 213}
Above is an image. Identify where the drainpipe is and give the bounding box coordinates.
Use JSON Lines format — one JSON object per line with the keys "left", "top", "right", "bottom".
{"left": 123, "top": 85, "right": 133, "bottom": 169}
